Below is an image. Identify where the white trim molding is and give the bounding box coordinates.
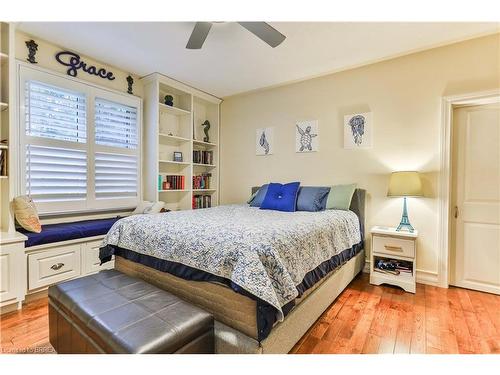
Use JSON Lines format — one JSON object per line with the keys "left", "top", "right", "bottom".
{"left": 438, "top": 89, "right": 500, "bottom": 288}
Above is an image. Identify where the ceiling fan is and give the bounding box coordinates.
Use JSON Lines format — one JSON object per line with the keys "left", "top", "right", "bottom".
{"left": 186, "top": 22, "right": 286, "bottom": 49}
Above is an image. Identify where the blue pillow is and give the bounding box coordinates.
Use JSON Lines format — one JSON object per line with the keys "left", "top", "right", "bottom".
{"left": 260, "top": 182, "right": 300, "bottom": 212}
{"left": 249, "top": 184, "right": 269, "bottom": 207}
{"left": 296, "top": 186, "right": 331, "bottom": 212}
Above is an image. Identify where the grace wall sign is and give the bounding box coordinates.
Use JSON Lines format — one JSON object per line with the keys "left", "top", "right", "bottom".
{"left": 55, "top": 51, "right": 115, "bottom": 81}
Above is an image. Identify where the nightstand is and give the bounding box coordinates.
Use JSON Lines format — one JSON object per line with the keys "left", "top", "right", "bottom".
{"left": 370, "top": 226, "right": 417, "bottom": 293}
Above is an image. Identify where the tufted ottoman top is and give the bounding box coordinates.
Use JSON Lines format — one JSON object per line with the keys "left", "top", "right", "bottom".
{"left": 49, "top": 270, "right": 213, "bottom": 353}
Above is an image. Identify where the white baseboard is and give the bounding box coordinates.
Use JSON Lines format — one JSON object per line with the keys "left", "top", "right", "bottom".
{"left": 362, "top": 259, "right": 440, "bottom": 287}
{"left": 415, "top": 269, "right": 440, "bottom": 286}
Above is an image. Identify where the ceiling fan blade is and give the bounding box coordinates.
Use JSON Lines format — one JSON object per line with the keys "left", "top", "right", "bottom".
{"left": 238, "top": 22, "right": 286, "bottom": 48}
{"left": 186, "top": 22, "right": 213, "bottom": 49}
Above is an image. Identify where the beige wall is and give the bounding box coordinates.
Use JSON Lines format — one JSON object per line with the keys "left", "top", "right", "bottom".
{"left": 15, "top": 30, "right": 142, "bottom": 97}
{"left": 220, "top": 33, "right": 500, "bottom": 284}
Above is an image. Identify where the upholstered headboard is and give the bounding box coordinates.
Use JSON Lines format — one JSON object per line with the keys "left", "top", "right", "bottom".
{"left": 251, "top": 186, "right": 366, "bottom": 240}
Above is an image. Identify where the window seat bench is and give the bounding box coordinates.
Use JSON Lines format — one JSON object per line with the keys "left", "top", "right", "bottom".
{"left": 18, "top": 217, "right": 122, "bottom": 295}
{"left": 19, "top": 217, "right": 121, "bottom": 248}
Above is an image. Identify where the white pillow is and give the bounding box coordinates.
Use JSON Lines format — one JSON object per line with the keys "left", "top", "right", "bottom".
{"left": 148, "top": 201, "right": 165, "bottom": 214}
{"left": 132, "top": 201, "right": 165, "bottom": 215}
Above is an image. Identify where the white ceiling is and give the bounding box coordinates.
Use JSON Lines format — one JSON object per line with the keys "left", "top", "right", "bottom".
{"left": 18, "top": 22, "right": 499, "bottom": 98}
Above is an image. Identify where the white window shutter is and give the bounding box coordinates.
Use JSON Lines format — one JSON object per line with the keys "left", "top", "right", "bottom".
{"left": 95, "top": 98, "right": 138, "bottom": 149}
{"left": 26, "top": 145, "right": 87, "bottom": 202}
{"left": 95, "top": 152, "right": 138, "bottom": 199}
{"left": 21, "top": 68, "right": 141, "bottom": 214}
{"left": 25, "top": 81, "right": 87, "bottom": 143}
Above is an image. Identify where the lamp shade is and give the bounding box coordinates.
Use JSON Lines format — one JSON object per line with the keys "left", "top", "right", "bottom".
{"left": 387, "top": 171, "right": 423, "bottom": 197}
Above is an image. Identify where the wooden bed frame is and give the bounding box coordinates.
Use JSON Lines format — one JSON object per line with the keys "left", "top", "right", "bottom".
{"left": 117, "top": 188, "right": 366, "bottom": 354}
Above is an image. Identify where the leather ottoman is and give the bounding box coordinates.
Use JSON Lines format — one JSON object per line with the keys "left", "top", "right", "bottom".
{"left": 48, "top": 269, "right": 214, "bottom": 353}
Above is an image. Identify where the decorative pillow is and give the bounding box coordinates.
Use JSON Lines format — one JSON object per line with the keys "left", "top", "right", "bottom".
{"left": 148, "top": 201, "right": 165, "bottom": 214}
{"left": 13, "top": 195, "right": 42, "bottom": 233}
{"left": 260, "top": 182, "right": 301, "bottom": 212}
{"left": 296, "top": 186, "right": 331, "bottom": 212}
{"left": 132, "top": 201, "right": 165, "bottom": 214}
{"left": 326, "top": 183, "right": 357, "bottom": 210}
{"left": 247, "top": 190, "right": 258, "bottom": 204}
{"left": 249, "top": 184, "right": 269, "bottom": 207}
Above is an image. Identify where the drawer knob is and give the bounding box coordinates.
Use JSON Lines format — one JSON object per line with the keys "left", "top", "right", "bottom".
{"left": 384, "top": 245, "right": 403, "bottom": 252}
{"left": 50, "top": 263, "right": 65, "bottom": 270}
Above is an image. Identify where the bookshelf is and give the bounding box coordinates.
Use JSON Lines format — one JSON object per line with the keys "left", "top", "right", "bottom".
{"left": 0, "top": 22, "right": 15, "bottom": 232}
{"left": 142, "top": 73, "right": 221, "bottom": 211}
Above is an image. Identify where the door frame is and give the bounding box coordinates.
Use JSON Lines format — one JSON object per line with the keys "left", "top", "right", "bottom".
{"left": 438, "top": 89, "right": 500, "bottom": 288}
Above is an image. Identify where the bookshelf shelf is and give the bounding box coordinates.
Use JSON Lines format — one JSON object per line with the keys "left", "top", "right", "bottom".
{"left": 158, "top": 102, "right": 191, "bottom": 116}
{"left": 159, "top": 160, "right": 191, "bottom": 166}
{"left": 159, "top": 133, "right": 191, "bottom": 143}
{"left": 142, "top": 73, "right": 221, "bottom": 211}
{"left": 1, "top": 22, "right": 15, "bottom": 234}
{"left": 193, "top": 140, "right": 217, "bottom": 147}
{"left": 193, "top": 163, "right": 216, "bottom": 168}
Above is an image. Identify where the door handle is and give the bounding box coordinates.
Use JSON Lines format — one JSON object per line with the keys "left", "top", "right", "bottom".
{"left": 50, "top": 263, "right": 64, "bottom": 271}
{"left": 454, "top": 206, "right": 459, "bottom": 219}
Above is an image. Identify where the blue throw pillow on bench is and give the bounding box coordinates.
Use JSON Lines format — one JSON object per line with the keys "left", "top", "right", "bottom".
{"left": 260, "top": 182, "right": 300, "bottom": 212}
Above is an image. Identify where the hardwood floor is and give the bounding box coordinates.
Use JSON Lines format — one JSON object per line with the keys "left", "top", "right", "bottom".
{"left": 1, "top": 273, "right": 499, "bottom": 354}
{"left": 0, "top": 297, "right": 53, "bottom": 354}
{"left": 290, "top": 274, "right": 500, "bottom": 354}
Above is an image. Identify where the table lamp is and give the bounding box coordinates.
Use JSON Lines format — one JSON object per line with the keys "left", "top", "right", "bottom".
{"left": 387, "top": 171, "right": 423, "bottom": 232}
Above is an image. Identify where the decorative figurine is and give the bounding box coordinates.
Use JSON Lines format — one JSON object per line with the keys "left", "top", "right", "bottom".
{"left": 201, "top": 120, "right": 211, "bottom": 143}
{"left": 25, "top": 40, "right": 38, "bottom": 64}
{"left": 126, "top": 75, "right": 134, "bottom": 95}
{"left": 164, "top": 95, "right": 174, "bottom": 106}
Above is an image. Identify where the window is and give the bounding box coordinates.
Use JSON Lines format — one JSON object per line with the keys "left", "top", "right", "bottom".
{"left": 20, "top": 66, "right": 141, "bottom": 214}
{"left": 95, "top": 98, "right": 138, "bottom": 149}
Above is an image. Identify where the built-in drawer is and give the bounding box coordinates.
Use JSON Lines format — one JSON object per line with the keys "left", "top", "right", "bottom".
{"left": 28, "top": 244, "right": 81, "bottom": 290}
{"left": 372, "top": 235, "right": 415, "bottom": 259}
{"left": 82, "top": 239, "right": 114, "bottom": 275}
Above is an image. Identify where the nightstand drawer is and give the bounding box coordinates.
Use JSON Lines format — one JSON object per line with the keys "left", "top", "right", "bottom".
{"left": 373, "top": 235, "right": 415, "bottom": 258}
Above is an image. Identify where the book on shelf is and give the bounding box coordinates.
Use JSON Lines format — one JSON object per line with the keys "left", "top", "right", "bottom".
{"left": 374, "top": 258, "right": 413, "bottom": 276}
{"left": 0, "top": 149, "right": 6, "bottom": 176}
{"left": 192, "top": 194, "right": 212, "bottom": 209}
{"left": 374, "top": 268, "right": 400, "bottom": 276}
{"left": 159, "top": 174, "right": 185, "bottom": 190}
{"left": 193, "top": 173, "right": 212, "bottom": 190}
{"left": 193, "top": 150, "right": 214, "bottom": 165}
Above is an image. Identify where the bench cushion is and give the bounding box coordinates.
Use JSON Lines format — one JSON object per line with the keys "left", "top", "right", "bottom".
{"left": 48, "top": 270, "right": 214, "bottom": 354}
{"left": 19, "top": 217, "right": 121, "bottom": 247}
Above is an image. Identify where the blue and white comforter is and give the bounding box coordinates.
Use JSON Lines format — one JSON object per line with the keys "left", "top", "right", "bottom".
{"left": 103, "top": 205, "right": 361, "bottom": 320}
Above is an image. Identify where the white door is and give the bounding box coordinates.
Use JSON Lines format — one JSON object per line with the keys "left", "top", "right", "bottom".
{"left": 451, "top": 103, "right": 500, "bottom": 295}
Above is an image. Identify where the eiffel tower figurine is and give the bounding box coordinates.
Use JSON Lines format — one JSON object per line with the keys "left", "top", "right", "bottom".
{"left": 387, "top": 171, "right": 423, "bottom": 233}
{"left": 396, "top": 197, "right": 414, "bottom": 232}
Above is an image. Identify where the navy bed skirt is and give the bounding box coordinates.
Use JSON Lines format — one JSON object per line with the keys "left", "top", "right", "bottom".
{"left": 100, "top": 241, "right": 363, "bottom": 341}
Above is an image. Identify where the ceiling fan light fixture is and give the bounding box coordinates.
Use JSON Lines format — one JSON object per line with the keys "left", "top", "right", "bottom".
{"left": 186, "top": 22, "right": 286, "bottom": 49}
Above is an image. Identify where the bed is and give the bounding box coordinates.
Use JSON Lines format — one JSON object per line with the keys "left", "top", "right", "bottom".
{"left": 99, "top": 188, "right": 366, "bottom": 354}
